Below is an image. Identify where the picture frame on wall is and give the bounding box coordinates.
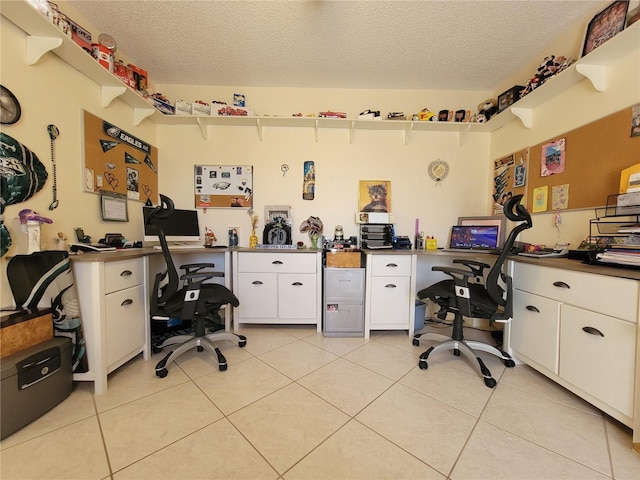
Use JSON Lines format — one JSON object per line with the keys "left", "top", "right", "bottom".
{"left": 582, "top": 0, "right": 629, "bottom": 57}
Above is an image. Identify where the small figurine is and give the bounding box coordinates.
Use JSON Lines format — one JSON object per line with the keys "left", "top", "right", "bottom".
{"left": 204, "top": 226, "right": 217, "bottom": 247}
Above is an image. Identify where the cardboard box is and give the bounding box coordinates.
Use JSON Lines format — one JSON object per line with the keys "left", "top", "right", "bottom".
{"left": 192, "top": 101, "right": 211, "bottom": 116}
{"left": 175, "top": 100, "right": 192, "bottom": 116}
{"left": 325, "top": 251, "right": 361, "bottom": 268}
{"left": 1, "top": 309, "right": 53, "bottom": 359}
{"left": 127, "top": 64, "right": 148, "bottom": 92}
{"left": 150, "top": 96, "right": 174, "bottom": 115}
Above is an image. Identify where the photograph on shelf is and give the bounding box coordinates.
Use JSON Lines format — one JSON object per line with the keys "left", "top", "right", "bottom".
{"left": 582, "top": 0, "right": 629, "bottom": 56}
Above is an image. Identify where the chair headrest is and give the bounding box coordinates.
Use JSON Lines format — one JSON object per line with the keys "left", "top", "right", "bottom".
{"left": 503, "top": 194, "right": 532, "bottom": 227}
{"left": 146, "top": 194, "right": 175, "bottom": 225}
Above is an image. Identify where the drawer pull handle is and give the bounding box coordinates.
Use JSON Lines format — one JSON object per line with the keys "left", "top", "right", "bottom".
{"left": 525, "top": 305, "right": 540, "bottom": 313}
{"left": 272, "top": 260, "right": 283, "bottom": 265}
{"left": 582, "top": 326, "right": 604, "bottom": 337}
{"left": 121, "top": 299, "right": 133, "bottom": 307}
{"left": 385, "top": 283, "right": 397, "bottom": 288}
{"left": 385, "top": 263, "right": 398, "bottom": 268}
{"left": 552, "top": 281, "right": 570, "bottom": 289}
{"left": 292, "top": 282, "right": 303, "bottom": 286}
{"left": 120, "top": 270, "right": 133, "bottom": 277}
{"left": 252, "top": 280, "right": 264, "bottom": 285}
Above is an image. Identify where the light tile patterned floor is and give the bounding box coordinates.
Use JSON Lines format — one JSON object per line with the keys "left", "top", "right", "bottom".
{"left": 1, "top": 324, "right": 639, "bottom": 480}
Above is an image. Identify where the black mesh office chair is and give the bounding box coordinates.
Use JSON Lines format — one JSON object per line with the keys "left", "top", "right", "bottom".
{"left": 413, "top": 194, "right": 532, "bottom": 388}
{"left": 148, "top": 195, "right": 246, "bottom": 378}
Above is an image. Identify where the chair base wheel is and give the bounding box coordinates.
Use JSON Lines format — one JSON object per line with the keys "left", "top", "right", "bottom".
{"left": 156, "top": 368, "right": 168, "bottom": 378}
{"left": 412, "top": 338, "right": 420, "bottom": 346}
{"left": 484, "top": 377, "right": 497, "bottom": 388}
{"left": 152, "top": 345, "right": 163, "bottom": 354}
{"left": 504, "top": 359, "right": 516, "bottom": 368}
{"left": 239, "top": 340, "right": 247, "bottom": 348}
{"left": 418, "top": 359, "right": 428, "bottom": 370}
{"left": 219, "top": 363, "right": 228, "bottom": 372}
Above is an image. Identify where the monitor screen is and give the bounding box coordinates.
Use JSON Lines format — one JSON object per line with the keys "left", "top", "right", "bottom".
{"left": 142, "top": 206, "right": 201, "bottom": 242}
{"left": 449, "top": 225, "right": 499, "bottom": 249}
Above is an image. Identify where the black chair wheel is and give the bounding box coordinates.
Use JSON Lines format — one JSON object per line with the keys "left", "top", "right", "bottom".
{"left": 418, "top": 359, "right": 429, "bottom": 370}
{"left": 152, "top": 345, "right": 163, "bottom": 354}
{"left": 484, "top": 377, "right": 497, "bottom": 388}
{"left": 219, "top": 363, "right": 228, "bottom": 372}
{"left": 504, "top": 359, "right": 516, "bottom": 368}
{"left": 412, "top": 338, "right": 420, "bottom": 346}
{"left": 239, "top": 340, "right": 247, "bottom": 348}
{"left": 197, "top": 346, "right": 204, "bottom": 352}
{"left": 156, "top": 368, "right": 168, "bottom": 378}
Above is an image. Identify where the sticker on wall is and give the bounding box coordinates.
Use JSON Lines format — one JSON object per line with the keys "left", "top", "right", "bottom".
{"left": 303, "top": 161, "right": 315, "bottom": 200}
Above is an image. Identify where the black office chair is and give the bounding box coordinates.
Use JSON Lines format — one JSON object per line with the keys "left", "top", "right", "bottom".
{"left": 413, "top": 194, "right": 532, "bottom": 388}
{"left": 148, "top": 194, "right": 246, "bottom": 378}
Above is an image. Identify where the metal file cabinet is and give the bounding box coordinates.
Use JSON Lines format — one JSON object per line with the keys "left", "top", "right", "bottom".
{"left": 323, "top": 268, "right": 365, "bottom": 337}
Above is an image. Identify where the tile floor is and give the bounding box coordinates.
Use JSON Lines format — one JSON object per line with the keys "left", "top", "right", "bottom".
{"left": 1, "top": 324, "right": 639, "bottom": 480}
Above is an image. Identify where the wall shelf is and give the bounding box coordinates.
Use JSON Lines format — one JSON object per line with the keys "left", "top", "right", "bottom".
{"left": 3, "top": 0, "right": 638, "bottom": 139}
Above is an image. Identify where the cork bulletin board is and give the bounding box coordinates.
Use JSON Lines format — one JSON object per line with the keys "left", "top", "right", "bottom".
{"left": 525, "top": 106, "right": 640, "bottom": 212}
{"left": 82, "top": 110, "right": 159, "bottom": 205}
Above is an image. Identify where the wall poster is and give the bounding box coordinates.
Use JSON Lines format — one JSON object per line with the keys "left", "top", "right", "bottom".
{"left": 194, "top": 165, "right": 253, "bottom": 208}
{"left": 492, "top": 148, "right": 529, "bottom": 214}
{"left": 82, "top": 110, "right": 159, "bottom": 205}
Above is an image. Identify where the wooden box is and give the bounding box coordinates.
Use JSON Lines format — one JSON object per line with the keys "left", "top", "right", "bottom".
{"left": 1, "top": 309, "right": 53, "bottom": 359}
{"left": 325, "top": 251, "right": 361, "bottom": 268}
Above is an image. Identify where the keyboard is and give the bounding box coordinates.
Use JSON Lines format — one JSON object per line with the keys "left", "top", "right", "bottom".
{"left": 518, "top": 250, "right": 567, "bottom": 258}
{"left": 153, "top": 244, "right": 204, "bottom": 251}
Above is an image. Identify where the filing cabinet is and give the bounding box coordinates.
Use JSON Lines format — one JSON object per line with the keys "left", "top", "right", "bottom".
{"left": 323, "top": 268, "right": 365, "bottom": 337}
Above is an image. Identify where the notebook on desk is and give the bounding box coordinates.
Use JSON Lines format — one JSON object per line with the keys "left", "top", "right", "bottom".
{"left": 442, "top": 225, "right": 500, "bottom": 254}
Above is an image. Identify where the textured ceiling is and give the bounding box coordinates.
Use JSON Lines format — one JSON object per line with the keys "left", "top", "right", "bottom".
{"left": 66, "top": 0, "right": 610, "bottom": 91}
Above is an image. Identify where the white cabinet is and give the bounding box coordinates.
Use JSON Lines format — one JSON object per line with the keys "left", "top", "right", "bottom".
{"left": 232, "top": 250, "right": 322, "bottom": 331}
{"left": 72, "top": 255, "right": 150, "bottom": 394}
{"left": 364, "top": 253, "right": 416, "bottom": 338}
{"left": 510, "top": 261, "right": 639, "bottom": 426}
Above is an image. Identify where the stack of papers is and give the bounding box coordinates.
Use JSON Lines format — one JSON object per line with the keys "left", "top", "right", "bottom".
{"left": 596, "top": 245, "right": 640, "bottom": 267}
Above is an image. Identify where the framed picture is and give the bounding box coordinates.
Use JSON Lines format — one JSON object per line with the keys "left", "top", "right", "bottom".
{"left": 582, "top": 0, "right": 629, "bottom": 57}
{"left": 100, "top": 190, "right": 128, "bottom": 222}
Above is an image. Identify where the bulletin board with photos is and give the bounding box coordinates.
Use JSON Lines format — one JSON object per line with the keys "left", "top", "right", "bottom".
{"left": 82, "top": 110, "right": 159, "bottom": 205}
{"left": 194, "top": 165, "right": 254, "bottom": 208}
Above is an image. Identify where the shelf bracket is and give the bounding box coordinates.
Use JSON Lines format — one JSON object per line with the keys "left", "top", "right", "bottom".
{"left": 403, "top": 122, "right": 415, "bottom": 146}
{"left": 349, "top": 121, "right": 355, "bottom": 144}
{"left": 576, "top": 63, "right": 607, "bottom": 92}
{"left": 101, "top": 85, "right": 127, "bottom": 108}
{"left": 510, "top": 107, "right": 533, "bottom": 129}
{"left": 196, "top": 117, "right": 208, "bottom": 140}
{"left": 314, "top": 119, "right": 319, "bottom": 143}
{"left": 132, "top": 107, "right": 156, "bottom": 126}
{"left": 256, "top": 118, "right": 263, "bottom": 141}
{"left": 458, "top": 124, "right": 472, "bottom": 146}
{"left": 26, "top": 36, "right": 63, "bottom": 65}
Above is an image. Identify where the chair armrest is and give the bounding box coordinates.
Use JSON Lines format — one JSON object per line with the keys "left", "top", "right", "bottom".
{"left": 432, "top": 266, "right": 476, "bottom": 280}
{"left": 180, "top": 271, "right": 220, "bottom": 284}
{"left": 452, "top": 259, "right": 490, "bottom": 278}
{"left": 181, "top": 262, "right": 216, "bottom": 272}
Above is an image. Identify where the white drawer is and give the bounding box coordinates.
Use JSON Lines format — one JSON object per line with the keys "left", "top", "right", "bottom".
{"left": 105, "top": 284, "right": 145, "bottom": 368}
{"left": 324, "top": 269, "right": 365, "bottom": 301}
{"left": 104, "top": 258, "right": 144, "bottom": 294}
{"left": 370, "top": 255, "right": 412, "bottom": 276}
{"left": 560, "top": 304, "right": 636, "bottom": 418}
{"left": 513, "top": 262, "right": 638, "bottom": 322}
{"left": 237, "top": 252, "right": 317, "bottom": 273}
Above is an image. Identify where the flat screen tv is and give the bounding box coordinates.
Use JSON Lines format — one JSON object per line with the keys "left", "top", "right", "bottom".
{"left": 142, "top": 206, "right": 201, "bottom": 243}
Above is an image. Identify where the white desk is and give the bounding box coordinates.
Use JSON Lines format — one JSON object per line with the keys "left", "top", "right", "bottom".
{"left": 71, "top": 247, "right": 232, "bottom": 394}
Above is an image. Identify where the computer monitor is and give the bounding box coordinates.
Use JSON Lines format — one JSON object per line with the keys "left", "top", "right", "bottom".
{"left": 457, "top": 215, "right": 506, "bottom": 248}
{"left": 142, "top": 206, "right": 201, "bottom": 243}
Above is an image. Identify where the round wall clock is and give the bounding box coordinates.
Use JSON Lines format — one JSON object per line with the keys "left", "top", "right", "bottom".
{"left": 428, "top": 159, "right": 449, "bottom": 183}
{"left": 0, "top": 85, "right": 21, "bottom": 125}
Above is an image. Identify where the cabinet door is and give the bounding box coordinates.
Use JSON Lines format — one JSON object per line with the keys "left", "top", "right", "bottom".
{"left": 560, "top": 305, "right": 636, "bottom": 418}
{"left": 236, "top": 273, "right": 278, "bottom": 318}
{"left": 106, "top": 285, "right": 145, "bottom": 369}
{"left": 369, "top": 276, "right": 411, "bottom": 328}
{"left": 511, "top": 289, "right": 561, "bottom": 373}
{"left": 278, "top": 273, "right": 317, "bottom": 320}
